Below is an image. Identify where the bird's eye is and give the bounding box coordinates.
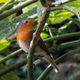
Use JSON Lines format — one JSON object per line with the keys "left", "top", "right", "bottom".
{"left": 25, "top": 20, "right": 28, "bottom": 23}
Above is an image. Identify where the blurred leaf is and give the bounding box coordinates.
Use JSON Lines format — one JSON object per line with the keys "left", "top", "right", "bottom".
{"left": 0, "top": 0, "right": 11, "bottom": 3}
{"left": 48, "top": 10, "right": 73, "bottom": 24}
{"left": 40, "top": 32, "right": 49, "bottom": 39}
{"left": 0, "top": 40, "right": 11, "bottom": 51}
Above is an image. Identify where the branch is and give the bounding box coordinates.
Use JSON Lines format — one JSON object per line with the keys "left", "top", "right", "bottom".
{"left": 27, "top": 6, "right": 50, "bottom": 80}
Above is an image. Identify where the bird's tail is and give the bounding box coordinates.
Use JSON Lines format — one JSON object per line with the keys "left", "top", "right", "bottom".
{"left": 38, "top": 37, "right": 59, "bottom": 72}
{"left": 42, "top": 52, "right": 59, "bottom": 73}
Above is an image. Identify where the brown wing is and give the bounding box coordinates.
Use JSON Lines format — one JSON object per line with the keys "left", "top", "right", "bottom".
{"left": 38, "top": 37, "right": 59, "bottom": 72}
{"left": 29, "top": 31, "right": 52, "bottom": 59}
{"left": 38, "top": 37, "right": 52, "bottom": 58}
{"left": 29, "top": 30, "right": 53, "bottom": 59}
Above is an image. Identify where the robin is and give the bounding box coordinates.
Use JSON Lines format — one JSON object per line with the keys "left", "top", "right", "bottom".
{"left": 16, "top": 18, "right": 59, "bottom": 72}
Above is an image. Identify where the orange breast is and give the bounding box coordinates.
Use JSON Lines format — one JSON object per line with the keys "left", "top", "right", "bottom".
{"left": 16, "top": 26, "right": 31, "bottom": 42}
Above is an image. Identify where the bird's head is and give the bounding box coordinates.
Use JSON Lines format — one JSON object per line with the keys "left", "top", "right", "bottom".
{"left": 16, "top": 18, "right": 35, "bottom": 32}
{"left": 16, "top": 18, "right": 35, "bottom": 42}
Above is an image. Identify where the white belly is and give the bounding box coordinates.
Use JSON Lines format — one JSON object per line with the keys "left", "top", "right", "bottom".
{"left": 18, "top": 40, "right": 29, "bottom": 53}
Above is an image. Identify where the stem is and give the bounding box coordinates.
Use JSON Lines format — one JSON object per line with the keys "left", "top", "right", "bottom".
{"left": 0, "top": 49, "right": 22, "bottom": 64}
{"left": 0, "top": 0, "right": 38, "bottom": 20}
{"left": 58, "top": 39, "right": 80, "bottom": 50}
{"left": 44, "top": 32, "right": 80, "bottom": 42}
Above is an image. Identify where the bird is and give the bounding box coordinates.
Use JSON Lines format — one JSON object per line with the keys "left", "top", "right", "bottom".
{"left": 16, "top": 18, "right": 59, "bottom": 72}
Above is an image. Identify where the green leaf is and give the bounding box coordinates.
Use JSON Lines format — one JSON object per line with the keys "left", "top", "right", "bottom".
{"left": 40, "top": 32, "right": 49, "bottom": 39}
{"left": 0, "top": 40, "right": 11, "bottom": 51}
{"left": 48, "top": 10, "right": 73, "bottom": 24}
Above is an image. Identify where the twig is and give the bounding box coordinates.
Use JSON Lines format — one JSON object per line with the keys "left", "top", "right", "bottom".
{"left": 27, "top": 6, "right": 50, "bottom": 80}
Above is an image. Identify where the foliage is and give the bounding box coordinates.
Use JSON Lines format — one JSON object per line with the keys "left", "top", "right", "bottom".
{"left": 0, "top": 0, "right": 11, "bottom": 3}
{"left": 0, "top": 0, "right": 80, "bottom": 80}
{"left": 0, "top": 40, "right": 11, "bottom": 51}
